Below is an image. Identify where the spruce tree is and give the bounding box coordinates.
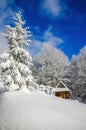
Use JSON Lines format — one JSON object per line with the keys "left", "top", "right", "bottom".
{"left": 0, "top": 11, "right": 37, "bottom": 91}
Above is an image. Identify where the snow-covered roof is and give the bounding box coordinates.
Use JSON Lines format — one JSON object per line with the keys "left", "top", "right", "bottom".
{"left": 52, "top": 81, "right": 71, "bottom": 92}
{"left": 52, "top": 87, "right": 70, "bottom": 92}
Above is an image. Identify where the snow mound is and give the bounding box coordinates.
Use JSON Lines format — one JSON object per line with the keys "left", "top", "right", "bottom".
{"left": 0, "top": 91, "right": 86, "bottom": 130}
{"left": 20, "top": 86, "right": 31, "bottom": 94}
{"left": 0, "top": 82, "right": 8, "bottom": 93}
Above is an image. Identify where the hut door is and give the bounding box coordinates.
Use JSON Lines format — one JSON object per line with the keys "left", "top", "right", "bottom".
{"left": 60, "top": 93, "right": 65, "bottom": 98}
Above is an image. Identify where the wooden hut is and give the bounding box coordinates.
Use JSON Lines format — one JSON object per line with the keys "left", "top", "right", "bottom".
{"left": 52, "top": 81, "right": 71, "bottom": 99}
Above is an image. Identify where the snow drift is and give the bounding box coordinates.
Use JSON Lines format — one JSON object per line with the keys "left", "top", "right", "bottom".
{"left": 0, "top": 90, "right": 86, "bottom": 130}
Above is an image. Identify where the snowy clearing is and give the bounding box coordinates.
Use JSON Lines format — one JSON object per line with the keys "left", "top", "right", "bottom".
{"left": 0, "top": 90, "right": 86, "bottom": 130}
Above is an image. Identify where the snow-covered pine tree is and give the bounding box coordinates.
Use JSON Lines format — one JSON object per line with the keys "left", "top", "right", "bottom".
{"left": 0, "top": 11, "right": 37, "bottom": 91}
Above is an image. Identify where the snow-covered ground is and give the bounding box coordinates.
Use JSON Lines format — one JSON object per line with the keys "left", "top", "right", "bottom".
{"left": 0, "top": 90, "right": 86, "bottom": 130}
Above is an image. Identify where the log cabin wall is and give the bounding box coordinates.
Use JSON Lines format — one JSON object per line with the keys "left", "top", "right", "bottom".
{"left": 55, "top": 91, "right": 70, "bottom": 99}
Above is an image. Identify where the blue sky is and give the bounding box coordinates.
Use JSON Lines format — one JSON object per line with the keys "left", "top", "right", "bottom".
{"left": 0, "top": 0, "right": 86, "bottom": 59}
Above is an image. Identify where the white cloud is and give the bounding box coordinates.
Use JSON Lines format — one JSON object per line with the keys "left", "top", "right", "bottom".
{"left": 41, "top": 0, "right": 62, "bottom": 17}
{"left": 29, "top": 39, "right": 43, "bottom": 56}
{"left": 0, "top": 9, "right": 13, "bottom": 29}
{"left": 0, "top": 0, "right": 14, "bottom": 26}
{"left": 44, "top": 26, "right": 63, "bottom": 46}
{"left": 0, "top": 0, "right": 16, "bottom": 53}
{"left": 0, "top": 36, "right": 8, "bottom": 53}
{"left": 31, "top": 26, "right": 63, "bottom": 56}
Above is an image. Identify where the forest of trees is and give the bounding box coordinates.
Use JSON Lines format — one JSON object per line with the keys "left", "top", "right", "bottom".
{"left": 0, "top": 11, "right": 86, "bottom": 103}
{"left": 32, "top": 43, "right": 70, "bottom": 86}
{"left": 32, "top": 43, "right": 86, "bottom": 103}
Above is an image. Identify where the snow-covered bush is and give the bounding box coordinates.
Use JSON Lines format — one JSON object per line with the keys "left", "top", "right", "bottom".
{"left": 38, "top": 85, "right": 53, "bottom": 95}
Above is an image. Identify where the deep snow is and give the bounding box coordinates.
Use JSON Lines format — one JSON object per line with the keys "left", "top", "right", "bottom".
{"left": 0, "top": 90, "right": 86, "bottom": 130}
